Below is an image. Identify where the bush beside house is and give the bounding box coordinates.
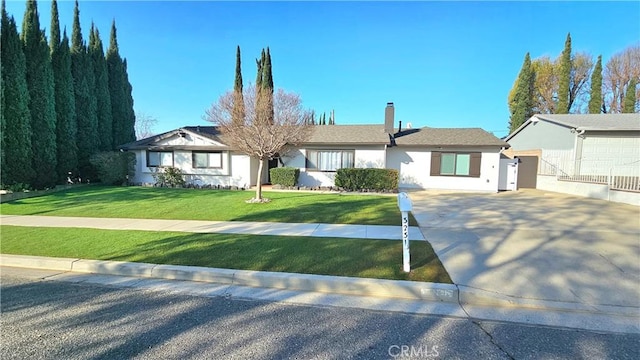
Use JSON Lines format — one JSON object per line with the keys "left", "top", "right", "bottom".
{"left": 270, "top": 167, "right": 300, "bottom": 187}
{"left": 335, "top": 168, "right": 399, "bottom": 192}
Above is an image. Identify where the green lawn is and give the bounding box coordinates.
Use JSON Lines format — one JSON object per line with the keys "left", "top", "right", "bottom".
{"left": 0, "top": 226, "right": 451, "bottom": 283}
{"left": 0, "top": 185, "right": 417, "bottom": 225}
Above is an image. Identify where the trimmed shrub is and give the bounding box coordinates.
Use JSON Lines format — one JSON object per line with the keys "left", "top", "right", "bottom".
{"left": 89, "top": 151, "right": 136, "bottom": 185}
{"left": 335, "top": 168, "right": 399, "bottom": 192}
{"left": 151, "top": 166, "right": 186, "bottom": 188}
{"left": 270, "top": 167, "right": 300, "bottom": 187}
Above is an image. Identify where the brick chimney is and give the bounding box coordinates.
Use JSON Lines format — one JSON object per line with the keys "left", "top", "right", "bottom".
{"left": 384, "top": 102, "right": 394, "bottom": 134}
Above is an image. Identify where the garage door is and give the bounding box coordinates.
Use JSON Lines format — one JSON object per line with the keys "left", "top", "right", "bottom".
{"left": 581, "top": 135, "right": 640, "bottom": 175}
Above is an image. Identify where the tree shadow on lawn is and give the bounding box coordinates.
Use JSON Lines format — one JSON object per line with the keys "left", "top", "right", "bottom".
{"left": 232, "top": 196, "right": 418, "bottom": 226}
{"left": 102, "top": 232, "right": 451, "bottom": 283}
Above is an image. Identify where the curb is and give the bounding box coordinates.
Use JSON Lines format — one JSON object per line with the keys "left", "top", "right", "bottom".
{"left": 457, "top": 285, "right": 639, "bottom": 317}
{"left": 0, "top": 254, "right": 458, "bottom": 302}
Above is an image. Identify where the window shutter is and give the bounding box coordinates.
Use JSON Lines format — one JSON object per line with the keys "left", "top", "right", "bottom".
{"left": 469, "top": 153, "right": 481, "bottom": 177}
{"left": 430, "top": 152, "right": 441, "bottom": 176}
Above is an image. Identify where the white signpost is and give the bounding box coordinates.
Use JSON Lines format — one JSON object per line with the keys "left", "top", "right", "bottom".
{"left": 397, "top": 192, "right": 413, "bottom": 273}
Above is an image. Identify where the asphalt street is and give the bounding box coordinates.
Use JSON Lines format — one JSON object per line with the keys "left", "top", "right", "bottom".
{"left": 1, "top": 271, "right": 638, "bottom": 360}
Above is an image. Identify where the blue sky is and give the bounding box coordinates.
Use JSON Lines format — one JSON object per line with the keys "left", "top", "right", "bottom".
{"left": 5, "top": 1, "right": 640, "bottom": 138}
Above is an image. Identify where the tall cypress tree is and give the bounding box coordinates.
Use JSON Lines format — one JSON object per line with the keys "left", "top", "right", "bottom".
{"left": 122, "top": 58, "right": 136, "bottom": 144}
{"left": 623, "top": 78, "right": 637, "bottom": 113}
{"left": 71, "top": 0, "right": 97, "bottom": 178}
{"left": 588, "top": 55, "right": 603, "bottom": 114}
{"left": 263, "top": 47, "right": 274, "bottom": 123}
{"left": 107, "top": 20, "right": 126, "bottom": 146}
{"left": 22, "top": 0, "right": 57, "bottom": 189}
{"left": 1, "top": 1, "right": 34, "bottom": 186}
{"left": 557, "top": 33, "right": 572, "bottom": 114}
{"left": 89, "top": 24, "right": 113, "bottom": 150}
{"left": 509, "top": 53, "right": 535, "bottom": 133}
{"left": 232, "top": 45, "right": 244, "bottom": 124}
{"left": 50, "top": 0, "right": 78, "bottom": 182}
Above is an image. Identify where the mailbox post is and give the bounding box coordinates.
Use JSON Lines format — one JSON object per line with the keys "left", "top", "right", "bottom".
{"left": 397, "top": 192, "right": 413, "bottom": 273}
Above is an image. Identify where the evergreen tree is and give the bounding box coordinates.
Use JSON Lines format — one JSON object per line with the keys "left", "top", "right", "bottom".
{"left": 623, "top": 78, "right": 637, "bottom": 113}
{"left": 22, "top": 0, "right": 57, "bottom": 189}
{"left": 50, "top": 0, "right": 78, "bottom": 182}
{"left": 122, "top": 58, "right": 136, "bottom": 143}
{"left": 232, "top": 45, "right": 244, "bottom": 124}
{"left": 1, "top": 1, "right": 34, "bottom": 186}
{"left": 89, "top": 24, "right": 113, "bottom": 150}
{"left": 508, "top": 53, "right": 535, "bottom": 133}
{"left": 263, "top": 47, "right": 274, "bottom": 123}
{"left": 588, "top": 55, "right": 603, "bottom": 114}
{"left": 255, "top": 49, "right": 265, "bottom": 91}
{"left": 71, "top": 0, "right": 98, "bottom": 178}
{"left": 557, "top": 33, "right": 571, "bottom": 114}
{"left": 107, "top": 20, "right": 127, "bottom": 146}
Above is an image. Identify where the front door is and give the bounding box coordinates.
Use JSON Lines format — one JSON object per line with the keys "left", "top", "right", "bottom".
{"left": 266, "top": 158, "right": 279, "bottom": 184}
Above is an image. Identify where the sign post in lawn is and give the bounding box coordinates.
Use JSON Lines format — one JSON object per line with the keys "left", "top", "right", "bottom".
{"left": 397, "top": 192, "right": 413, "bottom": 273}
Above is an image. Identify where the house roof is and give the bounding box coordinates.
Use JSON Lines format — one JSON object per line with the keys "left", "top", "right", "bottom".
{"left": 305, "top": 125, "right": 391, "bottom": 145}
{"left": 393, "top": 127, "right": 509, "bottom": 147}
{"left": 121, "top": 124, "right": 508, "bottom": 149}
{"left": 505, "top": 114, "right": 640, "bottom": 142}
{"left": 119, "top": 126, "right": 230, "bottom": 151}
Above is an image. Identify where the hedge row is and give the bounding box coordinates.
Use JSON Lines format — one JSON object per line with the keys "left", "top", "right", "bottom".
{"left": 334, "top": 168, "right": 399, "bottom": 192}
{"left": 269, "top": 167, "right": 300, "bottom": 187}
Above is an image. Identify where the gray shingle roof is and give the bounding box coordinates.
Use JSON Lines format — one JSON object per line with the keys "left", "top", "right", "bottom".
{"left": 534, "top": 114, "right": 640, "bottom": 131}
{"left": 393, "top": 127, "right": 509, "bottom": 147}
{"left": 306, "top": 125, "right": 391, "bottom": 144}
{"left": 120, "top": 124, "right": 508, "bottom": 149}
{"left": 119, "top": 126, "right": 229, "bottom": 150}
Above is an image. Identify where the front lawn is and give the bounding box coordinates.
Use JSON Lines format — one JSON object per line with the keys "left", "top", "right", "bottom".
{"left": 0, "top": 226, "right": 451, "bottom": 283}
{"left": 0, "top": 185, "right": 417, "bottom": 225}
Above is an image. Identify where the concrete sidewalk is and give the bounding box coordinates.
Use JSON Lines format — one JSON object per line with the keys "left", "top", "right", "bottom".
{"left": 0, "top": 214, "right": 425, "bottom": 241}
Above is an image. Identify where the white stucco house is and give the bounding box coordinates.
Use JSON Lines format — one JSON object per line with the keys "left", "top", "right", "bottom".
{"left": 504, "top": 113, "right": 640, "bottom": 205}
{"left": 120, "top": 103, "right": 509, "bottom": 192}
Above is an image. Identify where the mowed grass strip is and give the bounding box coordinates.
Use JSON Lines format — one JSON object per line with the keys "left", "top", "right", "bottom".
{"left": 0, "top": 226, "right": 451, "bottom": 283}
{"left": 0, "top": 186, "right": 417, "bottom": 226}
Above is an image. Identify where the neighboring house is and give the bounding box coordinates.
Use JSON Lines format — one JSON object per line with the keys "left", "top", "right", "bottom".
{"left": 120, "top": 103, "right": 509, "bottom": 192}
{"left": 504, "top": 113, "right": 640, "bottom": 205}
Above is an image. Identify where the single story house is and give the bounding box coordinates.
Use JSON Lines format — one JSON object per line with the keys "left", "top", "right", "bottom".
{"left": 120, "top": 103, "right": 509, "bottom": 192}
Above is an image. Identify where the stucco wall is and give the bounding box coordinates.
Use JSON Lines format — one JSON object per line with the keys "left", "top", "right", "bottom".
{"left": 282, "top": 146, "right": 386, "bottom": 187}
{"left": 508, "top": 120, "right": 575, "bottom": 151}
{"left": 130, "top": 150, "right": 253, "bottom": 188}
{"left": 386, "top": 147, "right": 501, "bottom": 192}
{"left": 537, "top": 175, "right": 640, "bottom": 207}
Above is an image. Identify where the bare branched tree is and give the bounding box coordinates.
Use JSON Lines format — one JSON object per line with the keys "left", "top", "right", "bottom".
{"left": 135, "top": 112, "right": 158, "bottom": 140}
{"left": 604, "top": 45, "right": 640, "bottom": 113}
{"left": 205, "top": 85, "right": 312, "bottom": 201}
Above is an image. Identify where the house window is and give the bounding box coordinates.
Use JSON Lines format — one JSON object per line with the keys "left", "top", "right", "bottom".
{"left": 192, "top": 152, "right": 223, "bottom": 169}
{"left": 431, "top": 152, "right": 481, "bottom": 177}
{"left": 147, "top": 151, "right": 173, "bottom": 167}
{"left": 306, "top": 150, "right": 355, "bottom": 171}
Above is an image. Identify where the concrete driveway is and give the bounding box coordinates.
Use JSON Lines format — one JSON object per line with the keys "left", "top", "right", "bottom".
{"left": 407, "top": 189, "right": 640, "bottom": 313}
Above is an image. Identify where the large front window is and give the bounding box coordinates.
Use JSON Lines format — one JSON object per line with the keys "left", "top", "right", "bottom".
{"left": 147, "top": 151, "right": 173, "bottom": 167}
{"left": 306, "top": 150, "right": 355, "bottom": 171}
{"left": 192, "top": 152, "right": 223, "bottom": 168}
